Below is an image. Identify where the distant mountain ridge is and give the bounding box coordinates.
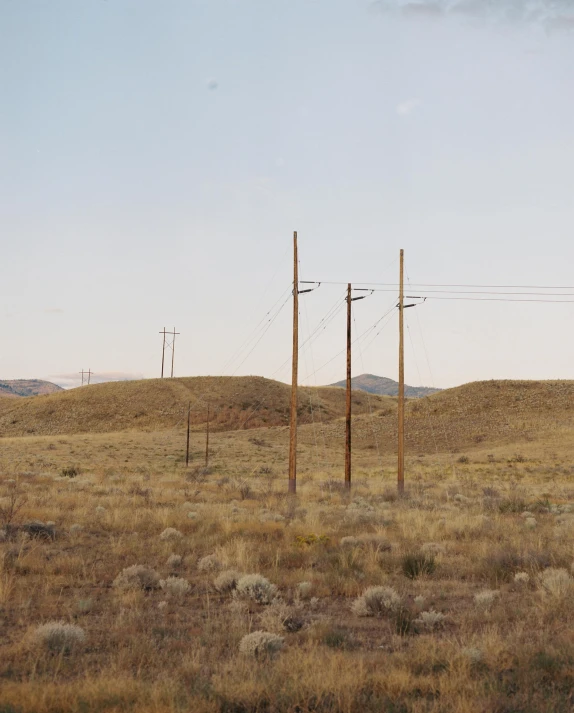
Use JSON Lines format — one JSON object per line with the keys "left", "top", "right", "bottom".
{"left": 330, "top": 373, "right": 441, "bottom": 398}
{"left": 0, "top": 380, "right": 64, "bottom": 398}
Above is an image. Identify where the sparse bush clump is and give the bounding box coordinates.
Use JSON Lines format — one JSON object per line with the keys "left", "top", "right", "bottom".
{"left": 474, "top": 589, "right": 498, "bottom": 610}
{"left": 259, "top": 601, "right": 303, "bottom": 633}
{"left": 214, "top": 569, "right": 241, "bottom": 594}
{"left": 29, "top": 621, "right": 85, "bottom": 653}
{"left": 415, "top": 610, "right": 445, "bottom": 630}
{"left": 234, "top": 574, "right": 277, "bottom": 604}
{"left": 159, "top": 527, "right": 183, "bottom": 541}
{"left": 296, "top": 581, "right": 313, "bottom": 600}
{"left": 499, "top": 498, "right": 528, "bottom": 514}
{"left": 402, "top": 552, "right": 436, "bottom": 579}
{"left": 539, "top": 568, "right": 574, "bottom": 599}
{"left": 167, "top": 553, "right": 182, "bottom": 568}
{"left": 61, "top": 466, "right": 79, "bottom": 478}
{"left": 514, "top": 571, "right": 530, "bottom": 584}
{"left": 462, "top": 647, "right": 483, "bottom": 664}
{"left": 352, "top": 586, "right": 401, "bottom": 617}
{"left": 239, "top": 631, "right": 284, "bottom": 659}
{"left": 198, "top": 554, "right": 221, "bottom": 572}
{"left": 159, "top": 576, "right": 190, "bottom": 597}
{"left": 112, "top": 565, "right": 160, "bottom": 591}
{"left": 340, "top": 536, "right": 359, "bottom": 547}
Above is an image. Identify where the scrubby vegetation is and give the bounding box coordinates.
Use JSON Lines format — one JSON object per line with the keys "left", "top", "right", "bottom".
{"left": 1, "top": 395, "right": 574, "bottom": 712}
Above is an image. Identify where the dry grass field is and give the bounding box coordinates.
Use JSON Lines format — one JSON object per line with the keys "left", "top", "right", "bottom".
{"left": 1, "top": 379, "right": 574, "bottom": 712}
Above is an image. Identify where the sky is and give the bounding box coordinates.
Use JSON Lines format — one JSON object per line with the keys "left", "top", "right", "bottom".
{"left": 1, "top": 0, "right": 574, "bottom": 390}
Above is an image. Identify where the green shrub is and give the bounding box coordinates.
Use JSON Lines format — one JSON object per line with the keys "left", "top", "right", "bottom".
{"left": 402, "top": 553, "right": 436, "bottom": 579}
{"left": 61, "top": 466, "right": 79, "bottom": 478}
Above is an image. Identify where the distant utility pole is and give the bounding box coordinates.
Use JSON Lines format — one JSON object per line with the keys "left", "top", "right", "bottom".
{"left": 159, "top": 327, "right": 180, "bottom": 378}
{"left": 398, "top": 249, "right": 405, "bottom": 495}
{"left": 79, "top": 369, "right": 92, "bottom": 386}
{"left": 288, "top": 232, "right": 299, "bottom": 495}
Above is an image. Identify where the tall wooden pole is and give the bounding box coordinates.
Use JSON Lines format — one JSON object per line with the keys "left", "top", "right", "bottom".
{"left": 171, "top": 327, "right": 176, "bottom": 378}
{"left": 345, "top": 283, "right": 352, "bottom": 490}
{"left": 288, "top": 231, "right": 299, "bottom": 495}
{"left": 398, "top": 249, "right": 405, "bottom": 495}
{"left": 185, "top": 401, "right": 191, "bottom": 467}
{"left": 160, "top": 328, "right": 166, "bottom": 378}
{"left": 205, "top": 403, "right": 210, "bottom": 469}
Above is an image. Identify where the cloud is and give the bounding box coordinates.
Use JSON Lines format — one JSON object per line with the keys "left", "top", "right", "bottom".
{"left": 372, "top": 0, "right": 574, "bottom": 29}
{"left": 44, "top": 308, "right": 64, "bottom": 314}
{"left": 397, "top": 98, "right": 422, "bottom": 116}
{"left": 49, "top": 372, "right": 145, "bottom": 389}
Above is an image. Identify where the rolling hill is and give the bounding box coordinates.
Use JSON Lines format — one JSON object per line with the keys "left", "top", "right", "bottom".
{"left": 314, "top": 379, "right": 574, "bottom": 454}
{"left": 0, "top": 379, "right": 63, "bottom": 398}
{"left": 330, "top": 373, "right": 441, "bottom": 398}
{"left": 0, "top": 376, "right": 394, "bottom": 437}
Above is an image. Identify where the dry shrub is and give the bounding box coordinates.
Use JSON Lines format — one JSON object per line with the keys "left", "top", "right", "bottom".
{"left": 28, "top": 621, "right": 85, "bottom": 653}
{"left": 474, "top": 589, "right": 499, "bottom": 610}
{"left": 198, "top": 554, "right": 221, "bottom": 572}
{"left": 234, "top": 574, "right": 277, "bottom": 604}
{"left": 214, "top": 569, "right": 241, "bottom": 594}
{"left": 159, "top": 576, "right": 190, "bottom": 597}
{"left": 415, "top": 610, "right": 445, "bottom": 630}
{"left": 238, "top": 631, "right": 284, "bottom": 659}
{"left": 159, "top": 528, "right": 183, "bottom": 541}
{"left": 351, "top": 586, "right": 401, "bottom": 617}
{"left": 259, "top": 601, "right": 303, "bottom": 633}
{"left": 112, "top": 565, "right": 160, "bottom": 591}
{"left": 539, "top": 568, "right": 574, "bottom": 599}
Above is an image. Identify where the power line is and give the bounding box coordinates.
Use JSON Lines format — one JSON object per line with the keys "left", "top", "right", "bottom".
{"left": 422, "top": 296, "right": 574, "bottom": 304}
{"left": 231, "top": 292, "right": 292, "bottom": 376}
{"left": 302, "top": 280, "right": 574, "bottom": 290}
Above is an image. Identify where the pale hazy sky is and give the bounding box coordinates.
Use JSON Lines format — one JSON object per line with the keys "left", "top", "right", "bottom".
{"left": 1, "top": 0, "right": 574, "bottom": 390}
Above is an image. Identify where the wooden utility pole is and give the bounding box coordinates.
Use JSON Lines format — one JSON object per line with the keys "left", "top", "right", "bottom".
{"left": 345, "top": 283, "right": 352, "bottom": 490}
{"left": 205, "top": 403, "right": 210, "bottom": 469}
{"left": 171, "top": 326, "right": 176, "bottom": 378}
{"left": 288, "top": 231, "right": 299, "bottom": 495}
{"left": 185, "top": 401, "right": 191, "bottom": 468}
{"left": 159, "top": 328, "right": 179, "bottom": 378}
{"left": 398, "top": 249, "right": 405, "bottom": 495}
{"left": 160, "top": 328, "right": 167, "bottom": 378}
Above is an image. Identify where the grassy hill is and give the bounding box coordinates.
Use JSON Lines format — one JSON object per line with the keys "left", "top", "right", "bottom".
{"left": 330, "top": 373, "right": 441, "bottom": 398}
{"left": 315, "top": 379, "right": 574, "bottom": 454}
{"left": 0, "top": 379, "right": 63, "bottom": 398}
{"left": 0, "top": 375, "right": 394, "bottom": 437}
{"left": 0, "top": 376, "right": 572, "bottom": 455}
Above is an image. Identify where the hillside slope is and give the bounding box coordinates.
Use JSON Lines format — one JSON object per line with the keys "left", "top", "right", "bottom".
{"left": 330, "top": 373, "right": 441, "bottom": 398}
{"left": 0, "top": 376, "right": 394, "bottom": 437}
{"left": 0, "top": 380, "right": 63, "bottom": 398}
{"left": 315, "top": 379, "right": 574, "bottom": 453}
